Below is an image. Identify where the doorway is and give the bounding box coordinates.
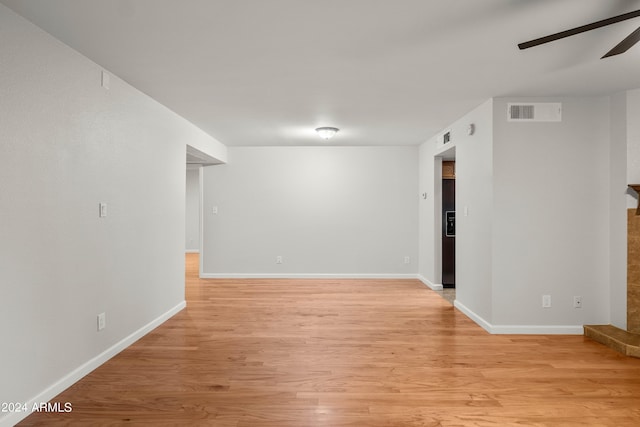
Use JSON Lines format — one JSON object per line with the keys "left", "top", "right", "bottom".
{"left": 185, "top": 145, "right": 220, "bottom": 278}
{"left": 442, "top": 161, "right": 455, "bottom": 288}
{"left": 185, "top": 166, "right": 201, "bottom": 254}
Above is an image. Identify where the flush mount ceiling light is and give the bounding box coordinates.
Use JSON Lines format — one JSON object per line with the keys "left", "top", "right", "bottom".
{"left": 315, "top": 127, "right": 339, "bottom": 140}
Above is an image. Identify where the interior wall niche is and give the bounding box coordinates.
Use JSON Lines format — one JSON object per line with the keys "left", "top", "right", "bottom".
{"left": 442, "top": 161, "right": 455, "bottom": 179}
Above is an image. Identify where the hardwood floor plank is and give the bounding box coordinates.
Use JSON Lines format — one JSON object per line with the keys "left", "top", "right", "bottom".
{"left": 16, "top": 253, "right": 640, "bottom": 426}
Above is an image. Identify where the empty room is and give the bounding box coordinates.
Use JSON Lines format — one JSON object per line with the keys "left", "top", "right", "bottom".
{"left": 2, "top": 1, "right": 640, "bottom": 426}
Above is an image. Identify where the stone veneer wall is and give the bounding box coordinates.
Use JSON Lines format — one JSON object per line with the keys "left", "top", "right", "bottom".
{"left": 628, "top": 209, "right": 640, "bottom": 333}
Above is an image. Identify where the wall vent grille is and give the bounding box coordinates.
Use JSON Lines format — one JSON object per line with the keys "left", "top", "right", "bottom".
{"left": 509, "top": 104, "right": 534, "bottom": 120}
{"left": 507, "top": 103, "right": 562, "bottom": 122}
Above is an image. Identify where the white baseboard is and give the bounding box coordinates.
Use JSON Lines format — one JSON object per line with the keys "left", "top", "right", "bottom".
{"left": 1, "top": 301, "right": 186, "bottom": 427}
{"left": 454, "top": 300, "right": 493, "bottom": 333}
{"left": 454, "top": 300, "right": 583, "bottom": 335}
{"left": 417, "top": 275, "right": 443, "bottom": 291}
{"left": 200, "top": 273, "right": 418, "bottom": 279}
{"left": 185, "top": 249, "right": 200, "bottom": 254}
{"left": 489, "top": 324, "right": 584, "bottom": 335}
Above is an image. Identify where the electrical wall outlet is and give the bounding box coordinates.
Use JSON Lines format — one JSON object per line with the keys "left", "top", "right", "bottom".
{"left": 97, "top": 312, "right": 106, "bottom": 331}
{"left": 99, "top": 203, "right": 107, "bottom": 218}
{"left": 542, "top": 295, "right": 551, "bottom": 308}
{"left": 276, "top": 256, "right": 283, "bottom": 264}
{"left": 404, "top": 256, "right": 411, "bottom": 264}
{"left": 573, "top": 296, "right": 582, "bottom": 309}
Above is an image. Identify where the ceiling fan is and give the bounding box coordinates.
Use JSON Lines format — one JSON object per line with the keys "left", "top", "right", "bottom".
{"left": 518, "top": 9, "right": 640, "bottom": 58}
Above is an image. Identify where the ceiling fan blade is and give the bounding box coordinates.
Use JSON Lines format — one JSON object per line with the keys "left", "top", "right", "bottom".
{"left": 518, "top": 9, "right": 640, "bottom": 50}
{"left": 602, "top": 25, "right": 640, "bottom": 58}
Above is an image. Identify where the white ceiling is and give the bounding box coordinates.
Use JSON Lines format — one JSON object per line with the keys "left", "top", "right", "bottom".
{"left": 3, "top": 0, "right": 640, "bottom": 146}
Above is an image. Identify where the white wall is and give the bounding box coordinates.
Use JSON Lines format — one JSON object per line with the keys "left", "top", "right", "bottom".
{"left": 492, "top": 97, "right": 610, "bottom": 329}
{"left": 610, "top": 92, "right": 628, "bottom": 329}
{"left": 420, "top": 96, "right": 617, "bottom": 333}
{"left": 201, "top": 146, "right": 419, "bottom": 277}
{"left": 418, "top": 100, "right": 494, "bottom": 320}
{"left": 418, "top": 142, "right": 438, "bottom": 285}
{"left": 185, "top": 168, "right": 200, "bottom": 252}
{"left": 0, "top": 6, "right": 224, "bottom": 425}
{"left": 453, "top": 100, "right": 495, "bottom": 323}
{"left": 628, "top": 89, "right": 640, "bottom": 207}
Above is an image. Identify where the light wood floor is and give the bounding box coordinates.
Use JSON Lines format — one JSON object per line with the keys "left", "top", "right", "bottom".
{"left": 19, "top": 254, "right": 640, "bottom": 426}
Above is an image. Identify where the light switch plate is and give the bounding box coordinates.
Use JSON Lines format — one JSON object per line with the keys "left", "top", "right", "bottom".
{"left": 97, "top": 312, "right": 106, "bottom": 331}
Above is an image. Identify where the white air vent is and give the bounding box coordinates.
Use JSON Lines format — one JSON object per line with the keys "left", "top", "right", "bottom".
{"left": 443, "top": 131, "right": 451, "bottom": 144}
{"left": 507, "top": 103, "right": 562, "bottom": 122}
{"left": 435, "top": 129, "right": 452, "bottom": 146}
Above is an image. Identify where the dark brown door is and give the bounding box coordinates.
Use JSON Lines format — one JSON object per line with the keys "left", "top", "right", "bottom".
{"left": 442, "top": 177, "right": 455, "bottom": 287}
